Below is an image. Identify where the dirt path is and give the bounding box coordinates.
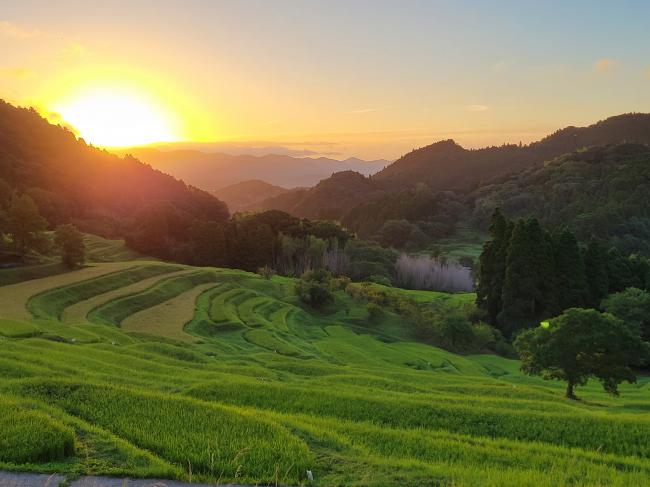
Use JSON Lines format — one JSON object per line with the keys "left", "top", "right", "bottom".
{"left": 0, "top": 472, "right": 255, "bottom": 487}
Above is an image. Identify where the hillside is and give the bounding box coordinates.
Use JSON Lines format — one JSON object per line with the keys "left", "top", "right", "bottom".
{"left": 1, "top": 259, "right": 649, "bottom": 486}
{"left": 0, "top": 100, "right": 229, "bottom": 237}
{"left": 128, "top": 147, "right": 389, "bottom": 189}
{"left": 255, "top": 170, "right": 386, "bottom": 220}
{"left": 211, "top": 179, "right": 293, "bottom": 213}
{"left": 470, "top": 143, "right": 650, "bottom": 254}
{"left": 374, "top": 113, "right": 650, "bottom": 190}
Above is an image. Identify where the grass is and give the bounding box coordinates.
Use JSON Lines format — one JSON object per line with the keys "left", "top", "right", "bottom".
{"left": 1, "top": 254, "right": 650, "bottom": 485}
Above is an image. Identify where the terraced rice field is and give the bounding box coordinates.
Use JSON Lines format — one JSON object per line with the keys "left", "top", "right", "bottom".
{"left": 1, "top": 257, "right": 649, "bottom": 486}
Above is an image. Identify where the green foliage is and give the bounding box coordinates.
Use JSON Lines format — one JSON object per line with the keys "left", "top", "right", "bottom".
{"left": 472, "top": 143, "right": 650, "bottom": 254}
{"left": 601, "top": 288, "right": 650, "bottom": 340}
{"left": 515, "top": 308, "right": 649, "bottom": 398}
{"left": 295, "top": 269, "right": 333, "bottom": 308}
{"left": 54, "top": 224, "right": 85, "bottom": 268}
{"left": 6, "top": 193, "right": 49, "bottom": 257}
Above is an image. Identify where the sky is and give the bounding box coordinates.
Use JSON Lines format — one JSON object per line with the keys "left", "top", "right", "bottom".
{"left": 1, "top": 0, "right": 650, "bottom": 159}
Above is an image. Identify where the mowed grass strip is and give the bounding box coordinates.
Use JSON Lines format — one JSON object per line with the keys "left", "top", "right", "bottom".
{"left": 0, "top": 262, "right": 139, "bottom": 320}
{"left": 88, "top": 271, "right": 216, "bottom": 326}
{"left": 15, "top": 380, "right": 312, "bottom": 484}
{"left": 63, "top": 268, "right": 195, "bottom": 324}
{"left": 0, "top": 397, "right": 75, "bottom": 463}
{"left": 28, "top": 264, "right": 181, "bottom": 320}
{"left": 121, "top": 283, "right": 217, "bottom": 341}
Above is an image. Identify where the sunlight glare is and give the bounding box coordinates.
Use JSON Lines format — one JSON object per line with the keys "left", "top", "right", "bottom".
{"left": 53, "top": 87, "right": 180, "bottom": 147}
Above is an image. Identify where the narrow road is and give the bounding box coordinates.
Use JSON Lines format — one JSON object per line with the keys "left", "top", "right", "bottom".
{"left": 0, "top": 472, "right": 256, "bottom": 487}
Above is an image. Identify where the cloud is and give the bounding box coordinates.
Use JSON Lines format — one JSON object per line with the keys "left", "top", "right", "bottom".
{"left": 0, "top": 20, "right": 40, "bottom": 39}
{"left": 594, "top": 58, "right": 618, "bottom": 73}
{"left": 349, "top": 106, "right": 390, "bottom": 115}
{"left": 465, "top": 104, "right": 488, "bottom": 112}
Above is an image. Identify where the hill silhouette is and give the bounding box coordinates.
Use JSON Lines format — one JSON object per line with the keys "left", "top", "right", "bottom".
{"left": 374, "top": 113, "right": 650, "bottom": 190}
{"left": 211, "top": 179, "right": 292, "bottom": 213}
{"left": 0, "top": 100, "right": 228, "bottom": 237}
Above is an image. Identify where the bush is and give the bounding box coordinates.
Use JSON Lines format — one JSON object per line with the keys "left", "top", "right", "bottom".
{"left": 257, "top": 265, "right": 276, "bottom": 280}
{"left": 366, "top": 302, "right": 384, "bottom": 322}
{"left": 296, "top": 269, "right": 333, "bottom": 308}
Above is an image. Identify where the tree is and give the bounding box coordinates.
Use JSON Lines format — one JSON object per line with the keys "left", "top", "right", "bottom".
{"left": 295, "top": 269, "right": 333, "bottom": 308}
{"left": 515, "top": 308, "right": 648, "bottom": 399}
{"left": 583, "top": 238, "right": 610, "bottom": 307}
{"left": 553, "top": 228, "right": 588, "bottom": 310}
{"left": 6, "top": 194, "right": 48, "bottom": 257}
{"left": 601, "top": 288, "right": 650, "bottom": 340}
{"left": 476, "top": 209, "right": 512, "bottom": 324}
{"left": 498, "top": 218, "right": 556, "bottom": 336}
{"left": 54, "top": 224, "right": 85, "bottom": 268}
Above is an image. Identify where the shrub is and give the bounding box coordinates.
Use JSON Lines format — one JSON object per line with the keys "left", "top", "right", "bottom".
{"left": 257, "top": 265, "right": 276, "bottom": 280}
{"left": 366, "top": 302, "right": 384, "bottom": 322}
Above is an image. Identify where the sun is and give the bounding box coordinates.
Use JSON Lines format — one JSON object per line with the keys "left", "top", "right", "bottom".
{"left": 52, "top": 87, "right": 180, "bottom": 147}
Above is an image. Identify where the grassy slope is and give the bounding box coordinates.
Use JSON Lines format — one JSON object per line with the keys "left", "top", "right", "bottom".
{"left": 0, "top": 254, "right": 649, "bottom": 486}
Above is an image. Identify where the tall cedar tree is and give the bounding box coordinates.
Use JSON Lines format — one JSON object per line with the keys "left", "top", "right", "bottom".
{"left": 583, "top": 239, "right": 610, "bottom": 307}
{"left": 498, "top": 218, "right": 556, "bottom": 336}
{"left": 553, "top": 228, "right": 588, "bottom": 311}
{"left": 476, "top": 209, "right": 512, "bottom": 324}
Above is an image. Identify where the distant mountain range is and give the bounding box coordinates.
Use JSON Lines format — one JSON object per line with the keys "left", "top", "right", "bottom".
{"left": 126, "top": 148, "right": 390, "bottom": 189}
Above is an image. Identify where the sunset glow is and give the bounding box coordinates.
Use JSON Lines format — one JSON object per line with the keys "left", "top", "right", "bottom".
{"left": 52, "top": 86, "right": 180, "bottom": 147}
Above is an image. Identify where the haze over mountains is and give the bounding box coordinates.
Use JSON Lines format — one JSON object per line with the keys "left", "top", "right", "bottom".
{"left": 127, "top": 147, "right": 390, "bottom": 190}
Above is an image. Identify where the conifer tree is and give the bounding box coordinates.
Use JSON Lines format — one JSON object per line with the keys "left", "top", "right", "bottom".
{"left": 477, "top": 209, "right": 511, "bottom": 324}
{"left": 498, "top": 218, "right": 555, "bottom": 335}
{"left": 584, "top": 238, "right": 610, "bottom": 307}
{"left": 553, "top": 228, "right": 588, "bottom": 310}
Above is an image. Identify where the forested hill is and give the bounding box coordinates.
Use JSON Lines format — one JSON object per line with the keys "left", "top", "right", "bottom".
{"left": 373, "top": 113, "right": 650, "bottom": 190}
{"left": 470, "top": 143, "right": 650, "bottom": 255}
{"left": 0, "top": 100, "right": 229, "bottom": 236}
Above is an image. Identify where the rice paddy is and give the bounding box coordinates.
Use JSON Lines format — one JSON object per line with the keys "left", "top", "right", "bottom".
{"left": 1, "top": 254, "right": 649, "bottom": 486}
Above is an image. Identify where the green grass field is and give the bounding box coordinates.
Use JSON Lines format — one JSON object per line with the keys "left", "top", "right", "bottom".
{"left": 1, "top": 250, "right": 649, "bottom": 486}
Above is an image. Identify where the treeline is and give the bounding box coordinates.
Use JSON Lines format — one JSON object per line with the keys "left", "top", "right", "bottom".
{"left": 477, "top": 209, "right": 650, "bottom": 337}
{"left": 126, "top": 207, "right": 400, "bottom": 281}
{"left": 341, "top": 184, "right": 465, "bottom": 249}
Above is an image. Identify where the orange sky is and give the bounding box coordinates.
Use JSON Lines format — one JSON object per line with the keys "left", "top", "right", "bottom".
{"left": 2, "top": 1, "right": 650, "bottom": 159}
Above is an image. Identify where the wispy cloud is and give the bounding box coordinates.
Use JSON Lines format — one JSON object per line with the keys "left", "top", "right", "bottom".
{"left": 349, "top": 106, "right": 391, "bottom": 115}
{"left": 594, "top": 58, "right": 618, "bottom": 73}
{"left": 0, "top": 20, "right": 40, "bottom": 39}
{"left": 465, "top": 104, "right": 488, "bottom": 112}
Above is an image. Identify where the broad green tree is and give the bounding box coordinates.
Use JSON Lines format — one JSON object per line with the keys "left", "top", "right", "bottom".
{"left": 515, "top": 308, "right": 648, "bottom": 399}
{"left": 7, "top": 193, "right": 48, "bottom": 257}
{"left": 54, "top": 224, "right": 85, "bottom": 268}
{"left": 601, "top": 288, "right": 650, "bottom": 340}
